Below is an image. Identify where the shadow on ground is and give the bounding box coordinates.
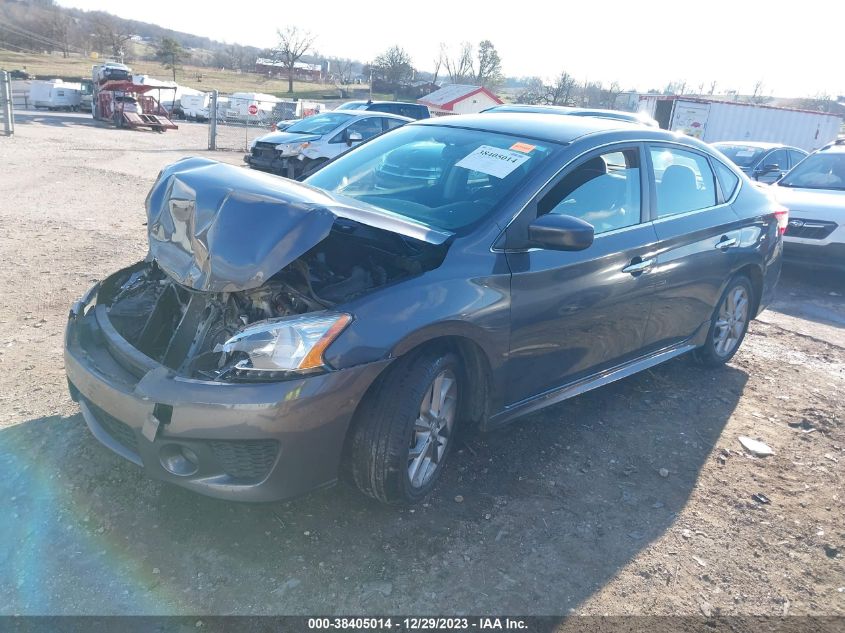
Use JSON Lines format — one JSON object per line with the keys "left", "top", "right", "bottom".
{"left": 1, "top": 356, "right": 747, "bottom": 616}
{"left": 770, "top": 265, "right": 845, "bottom": 328}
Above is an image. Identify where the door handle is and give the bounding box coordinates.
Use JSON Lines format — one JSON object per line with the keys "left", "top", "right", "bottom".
{"left": 715, "top": 237, "right": 737, "bottom": 250}
{"left": 622, "top": 258, "right": 654, "bottom": 274}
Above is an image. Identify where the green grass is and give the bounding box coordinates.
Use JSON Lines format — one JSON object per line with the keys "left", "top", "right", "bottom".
{"left": 0, "top": 50, "right": 366, "bottom": 98}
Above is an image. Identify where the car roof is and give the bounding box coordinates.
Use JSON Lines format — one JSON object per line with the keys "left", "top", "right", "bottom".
{"left": 328, "top": 110, "right": 413, "bottom": 121}
{"left": 342, "top": 100, "right": 423, "bottom": 107}
{"left": 410, "top": 112, "right": 681, "bottom": 145}
{"left": 713, "top": 141, "right": 802, "bottom": 151}
{"left": 818, "top": 139, "right": 845, "bottom": 153}
{"left": 482, "top": 103, "right": 657, "bottom": 125}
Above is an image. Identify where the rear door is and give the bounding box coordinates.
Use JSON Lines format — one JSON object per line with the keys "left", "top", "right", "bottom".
{"left": 640, "top": 144, "right": 742, "bottom": 351}
{"left": 505, "top": 144, "right": 660, "bottom": 405}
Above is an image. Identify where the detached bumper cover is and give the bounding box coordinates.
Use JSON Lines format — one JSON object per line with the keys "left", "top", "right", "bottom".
{"left": 64, "top": 289, "right": 389, "bottom": 502}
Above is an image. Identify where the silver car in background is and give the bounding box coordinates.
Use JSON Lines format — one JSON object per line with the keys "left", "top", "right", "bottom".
{"left": 245, "top": 111, "right": 411, "bottom": 179}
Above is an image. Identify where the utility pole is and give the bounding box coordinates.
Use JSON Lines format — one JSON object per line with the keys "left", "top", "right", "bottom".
{"left": 208, "top": 90, "right": 218, "bottom": 150}
{"left": 1, "top": 71, "right": 14, "bottom": 137}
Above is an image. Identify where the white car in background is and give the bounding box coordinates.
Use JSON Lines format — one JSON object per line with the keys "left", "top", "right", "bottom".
{"left": 770, "top": 139, "right": 845, "bottom": 271}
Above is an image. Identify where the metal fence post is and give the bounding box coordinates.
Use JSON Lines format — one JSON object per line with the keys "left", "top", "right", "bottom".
{"left": 208, "top": 90, "right": 218, "bottom": 150}
{"left": 1, "top": 71, "right": 14, "bottom": 137}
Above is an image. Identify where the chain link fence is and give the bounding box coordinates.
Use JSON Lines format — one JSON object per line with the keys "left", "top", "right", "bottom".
{"left": 201, "top": 91, "right": 325, "bottom": 152}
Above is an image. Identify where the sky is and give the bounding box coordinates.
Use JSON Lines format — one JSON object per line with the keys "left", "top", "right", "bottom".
{"left": 58, "top": 0, "right": 845, "bottom": 99}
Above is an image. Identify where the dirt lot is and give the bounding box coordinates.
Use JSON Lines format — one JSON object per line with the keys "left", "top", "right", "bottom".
{"left": 0, "top": 112, "right": 843, "bottom": 617}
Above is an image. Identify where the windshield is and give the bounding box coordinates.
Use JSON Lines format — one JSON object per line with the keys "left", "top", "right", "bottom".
{"left": 779, "top": 153, "right": 845, "bottom": 190}
{"left": 285, "top": 112, "right": 352, "bottom": 135}
{"left": 336, "top": 102, "right": 367, "bottom": 111}
{"left": 306, "top": 124, "right": 558, "bottom": 231}
{"left": 715, "top": 144, "right": 766, "bottom": 168}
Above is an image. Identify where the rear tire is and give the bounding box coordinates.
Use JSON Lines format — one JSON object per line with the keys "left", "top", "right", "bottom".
{"left": 693, "top": 275, "right": 754, "bottom": 367}
{"left": 345, "top": 350, "right": 462, "bottom": 505}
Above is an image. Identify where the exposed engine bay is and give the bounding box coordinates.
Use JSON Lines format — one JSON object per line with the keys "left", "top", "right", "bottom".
{"left": 102, "top": 223, "right": 444, "bottom": 381}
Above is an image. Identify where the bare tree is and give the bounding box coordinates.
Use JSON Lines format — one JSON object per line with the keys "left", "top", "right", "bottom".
{"left": 708, "top": 80, "right": 717, "bottom": 95}
{"left": 546, "top": 71, "right": 577, "bottom": 105}
{"left": 91, "top": 14, "right": 133, "bottom": 61}
{"left": 370, "top": 45, "right": 414, "bottom": 95}
{"left": 49, "top": 8, "right": 72, "bottom": 58}
{"left": 432, "top": 43, "right": 446, "bottom": 86}
{"left": 444, "top": 42, "right": 474, "bottom": 84}
{"left": 516, "top": 76, "right": 546, "bottom": 104}
{"left": 273, "top": 26, "right": 316, "bottom": 93}
{"left": 748, "top": 80, "right": 768, "bottom": 104}
{"left": 334, "top": 58, "right": 354, "bottom": 84}
{"left": 602, "top": 80, "right": 622, "bottom": 108}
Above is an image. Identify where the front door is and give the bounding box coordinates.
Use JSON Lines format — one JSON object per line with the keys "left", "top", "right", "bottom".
{"left": 754, "top": 148, "right": 789, "bottom": 184}
{"left": 505, "top": 145, "right": 659, "bottom": 406}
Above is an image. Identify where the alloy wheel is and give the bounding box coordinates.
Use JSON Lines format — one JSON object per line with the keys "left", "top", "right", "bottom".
{"left": 713, "top": 285, "right": 750, "bottom": 357}
{"left": 407, "top": 368, "right": 458, "bottom": 488}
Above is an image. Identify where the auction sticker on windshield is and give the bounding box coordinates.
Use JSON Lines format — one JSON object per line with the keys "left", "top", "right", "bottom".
{"left": 455, "top": 145, "right": 531, "bottom": 179}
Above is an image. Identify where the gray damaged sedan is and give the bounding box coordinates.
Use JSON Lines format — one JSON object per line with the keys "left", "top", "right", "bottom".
{"left": 66, "top": 113, "right": 786, "bottom": 504}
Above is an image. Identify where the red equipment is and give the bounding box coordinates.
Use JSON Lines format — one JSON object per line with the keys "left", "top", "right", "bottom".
{"left": 93, "top": 80, "right": 178, "bottom": 131}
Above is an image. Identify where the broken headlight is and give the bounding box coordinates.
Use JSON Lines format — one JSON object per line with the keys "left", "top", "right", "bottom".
{"left": 275, "top": 141, "right": 310, "bottom": 156}
{"left": 214, "top": 312, "right": 351, "bottom": 379}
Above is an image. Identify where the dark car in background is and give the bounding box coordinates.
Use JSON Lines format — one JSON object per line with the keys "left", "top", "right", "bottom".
{"left": 65, "top": 113, "right": 785, "bottom": 505}
{"left": 336, "top": 100, "right": 431, "bottom": 120}
{"left": 713, "top": 141, "right": 808, "bottom": 184}
{"left": 7, "top": 69, "right": 35, "bottom": 80}
{"left": 482, "top": 103, "right": 659, "bottom": 127}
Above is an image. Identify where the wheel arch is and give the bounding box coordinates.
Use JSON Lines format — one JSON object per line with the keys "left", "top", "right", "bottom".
{"left": 733, "top": 262, "right": 764, "bottom": 317}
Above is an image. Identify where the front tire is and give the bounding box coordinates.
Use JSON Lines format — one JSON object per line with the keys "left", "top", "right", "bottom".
{"left": 299, "top": 158, "right": 328, "bottom": 180}
{"left": 346, "top": 350, "right": 462, "bottom": 504}
{"left": 694, "top": 275, "right": 753, "bottom": 367}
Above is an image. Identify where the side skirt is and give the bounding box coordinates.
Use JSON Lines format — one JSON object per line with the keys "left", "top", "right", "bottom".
{"left": 487, "top": 340, "right": 700, "bottom": 430}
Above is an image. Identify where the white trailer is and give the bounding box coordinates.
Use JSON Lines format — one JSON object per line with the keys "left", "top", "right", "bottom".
{"left": 638, "top": 96, "right": 841, "bottom": 152}
{"left": 29, "top": 79, "right": 82, "bottom": 111}
{"left": 181, "top": 93, "right": 212, "bottom": 121}
{"left": 226, "top": 92, "right": 279, "bottom": 122}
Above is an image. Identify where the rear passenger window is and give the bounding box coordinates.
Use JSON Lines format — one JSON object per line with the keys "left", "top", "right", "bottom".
{"left": 538, "top": 148, "right": 642, "bottom": 235}
{"left": 383, "top": 117, "right": 406, "bottom": 131}
{"left": 649, "top": 147, "right": 717, "bottom": 217}
{"left": 713, "top": 160, "right": 740, "bottom": 200}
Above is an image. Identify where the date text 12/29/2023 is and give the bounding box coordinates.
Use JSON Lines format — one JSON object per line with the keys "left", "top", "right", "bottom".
{"left": 307, "top": 617, "right": 529, "bottom": 630}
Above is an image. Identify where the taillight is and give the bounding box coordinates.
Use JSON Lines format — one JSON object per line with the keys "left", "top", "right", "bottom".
{"left": 773, "top": 207, "right": 789, "bottom": 235}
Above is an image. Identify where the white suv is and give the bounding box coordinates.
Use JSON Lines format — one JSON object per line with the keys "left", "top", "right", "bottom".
{"left": 771, "top": 140, "right": 845, "bottom": 271}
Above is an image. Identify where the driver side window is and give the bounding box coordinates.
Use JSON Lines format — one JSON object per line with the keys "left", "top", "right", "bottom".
{"left": 538, "top": 148, "right": 642, "bottom": 234}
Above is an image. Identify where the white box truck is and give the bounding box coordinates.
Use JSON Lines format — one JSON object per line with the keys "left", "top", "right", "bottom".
{"left": 29, "top": 79, "right": 83, "bottom": 111}
{"left": 638, "top": 96, "right": 841, "bottom": 152}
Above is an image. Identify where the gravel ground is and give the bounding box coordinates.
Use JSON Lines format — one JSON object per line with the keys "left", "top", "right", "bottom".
{"left": 0, "top": 112, "right": 843, "bottom": 617}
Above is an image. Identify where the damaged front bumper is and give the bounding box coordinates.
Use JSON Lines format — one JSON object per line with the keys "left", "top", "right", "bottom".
{"left": 64, "top": 281, "right": 389, "bottom": 502}
{"left": 243, "top": 151, "right": 301, "bottom": 177}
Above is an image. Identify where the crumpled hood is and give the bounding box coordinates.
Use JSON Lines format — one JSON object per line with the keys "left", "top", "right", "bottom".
{"left": 145, "top": 157, "right": 451, "bottom": 292}
{"left": 255, "top": 131, "right": 320, "bottom": 145}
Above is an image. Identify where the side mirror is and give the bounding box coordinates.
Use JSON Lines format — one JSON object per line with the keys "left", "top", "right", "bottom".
{"left": 528, "top": 214, "right": 594, "bottom": 251}
{"left": 759, "top": 163, "right": 780, "bottom": 174}
{"left": 346, "top": 130, "right": 363, "bottom": 146}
